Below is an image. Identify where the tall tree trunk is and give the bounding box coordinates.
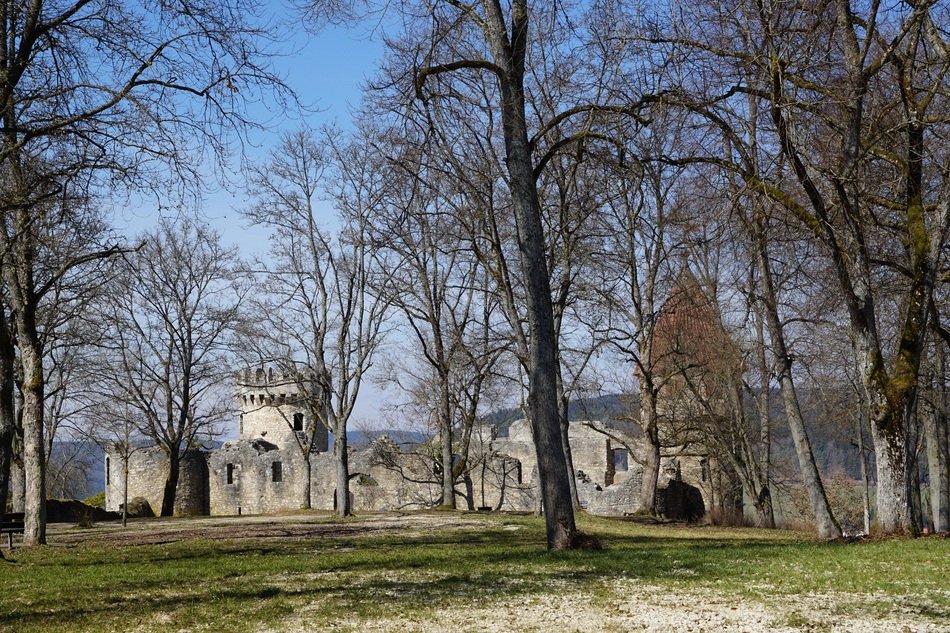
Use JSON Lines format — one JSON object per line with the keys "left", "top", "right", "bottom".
{"left": 557, "top": 387, "right": 580, "bottom": 510}
{"left": 753, "top": 303, "right": 772, "bottom": 520}
{"left": 0, "top": 307, "right": 13, "bottom": 514}
{"left": 856, "top": 412, "right": 872, "bottom": 534}
{"left": 638, "top": 385, "right": 660, "bottom": 515}
{"left": 868, "top": 398, "right": 912, "bottom": 534}
{"left": 462, "top": 474, "right": 475, "bottom": 510}
{"left": 923, "top": 403, "right": 950, "bottom": 532}
{"left": 483, "top": 1, "right": 576, "bottom": 549}
{"left": 753, "top": 216, "right": 841, "bottom": 538}
{"left": 0, "top": 430, "right": 9, "bottom": 513}
{"left": 440, "top": 382, "right": 455, "bottom": 508}
{"left": 9, "top": 449, "right": 23, "bottom": 512}
{"left": 907, "top": 400, "right": 924, "bottom": 531}
{"left": 160, "top": 450, "right": 181, "bottom": 517}
{"left": 19, "top": 340, "right": 46, "bottom": 544}
{"left": 122, "top": 454, "right": 129, "bottom": 528}
{"left": 925, "top": 330, "right": 949, "bottom": 532}
{"left": 910, "top": 446, "right": 924, "bottom": 532}
{"left": 777, "top": 371, "right": 841, "bottom": 538}
{"left": 3, "top": 206, "right": 47, "bottom": 543}
{"left": 302, "top": 456, "right": 312, "bottom": 510}
{"left": 728, "top": 385, "right": 775, "bottom": 528}
{"left": 334, "top": 419, "right": 351, "bottom": 517}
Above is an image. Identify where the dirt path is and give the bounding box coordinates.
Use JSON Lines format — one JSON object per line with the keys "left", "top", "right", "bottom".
{"left": 47, "top": 512, "right": 490, "bottom": 547}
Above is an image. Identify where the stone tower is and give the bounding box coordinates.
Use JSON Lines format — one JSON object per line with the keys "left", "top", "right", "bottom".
{"left": 235, "top": 366, "right": 329, "bottom": 452}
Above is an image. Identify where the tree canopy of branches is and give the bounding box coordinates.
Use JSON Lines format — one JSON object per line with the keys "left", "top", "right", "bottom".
{"left": 98, "top": 219, "right": 241, "bottom": 517}
{"left": 243, "top": 128, "right": 390, "bottom": 517}
{"left": 0, "top": 0, "right": 286, "bottom": 544}
{"left": 645, "top": 0, "right": 950, "bottom": 534}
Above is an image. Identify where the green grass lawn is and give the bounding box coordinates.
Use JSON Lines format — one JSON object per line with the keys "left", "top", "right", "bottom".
{"left": 0, "top": 513, "right": 947, "bottom": 632}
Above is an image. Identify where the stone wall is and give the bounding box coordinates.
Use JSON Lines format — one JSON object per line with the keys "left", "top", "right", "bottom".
{"left": 208, "top": 439, "right": 309, "bottom": 516}
{"left": 104, "top": 448, "right": 208, "bottom": 516}
{"left": 483, "top": 420, "right": 643, "bottom": 514}
{"left": 113, "top": 418, "right": 712, "bottom": 520}
{"left": 208, "top": 437, "right": 451, "bottom": 515}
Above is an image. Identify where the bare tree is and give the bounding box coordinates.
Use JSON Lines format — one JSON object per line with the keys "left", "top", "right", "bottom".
{"left": 0, "top": 0, "right": 286, "bottom": 544}
{"left": 244, "top": 128, "right": 389, "bottom": 517}
{"left": 0, "top": 168, "right": 126, "bottom": 543}
{"left": 100, "top": 219, "right": 240, "bottom": 517}
{"left": 589, "top": 107, "right": 688, "bottom": 515}
{"left": 87, "top": 401, "right": 145, "bottom": 527}
{"left": 646, "top": 0, "right": 950, "bottom": 533}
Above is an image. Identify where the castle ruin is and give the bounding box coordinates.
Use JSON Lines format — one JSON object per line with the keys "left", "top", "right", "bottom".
{"left": 104, "top": 366, "right": 710, "bottom": 518}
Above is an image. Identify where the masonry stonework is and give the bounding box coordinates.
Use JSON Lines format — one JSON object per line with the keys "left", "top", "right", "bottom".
{"left": 107, "top": 366, "right": 708, "bottom": 519}
{"left": 104, "top": 448, "right": 208, "bottom": 516}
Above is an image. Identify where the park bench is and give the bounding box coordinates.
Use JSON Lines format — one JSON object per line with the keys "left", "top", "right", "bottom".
{"left": 1, "top": 512, "right": 24, "bottom": 548}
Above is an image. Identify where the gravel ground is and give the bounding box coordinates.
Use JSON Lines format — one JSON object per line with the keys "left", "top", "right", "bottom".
{"left": 48, "top": 513, "right": 947, "bottom": 632}
{"left": 296, "top": 584, "right": 943, "bottom": 633}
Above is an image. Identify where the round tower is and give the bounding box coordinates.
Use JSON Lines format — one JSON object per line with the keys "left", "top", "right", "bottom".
{"left": 235, "top": 366, "right": 329, "bottom": 452}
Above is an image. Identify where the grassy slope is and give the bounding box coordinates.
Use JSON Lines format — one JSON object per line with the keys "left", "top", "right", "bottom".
{"left": 0, "top": 513, "right": 947, "bottom": 632}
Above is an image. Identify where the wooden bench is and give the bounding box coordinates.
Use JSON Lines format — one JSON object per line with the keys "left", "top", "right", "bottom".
{"left": 1, "top": 512, "right": 24, "bottom": 548}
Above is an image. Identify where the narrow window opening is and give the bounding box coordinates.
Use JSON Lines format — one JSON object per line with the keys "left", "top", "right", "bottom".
{"left": 226, "top": 463, "right": 234, "bottom": 484}
{"left": 272, "top": 461, "right": 282, "bottom": 483}
{"left": 105, "top": 456, "right": 110, "bottom": 486}
{"left": 613, "top": 448, "right": 629, "bottom": 472}
{"left": 293, "top": 412, "right": 304, "bottom": 431}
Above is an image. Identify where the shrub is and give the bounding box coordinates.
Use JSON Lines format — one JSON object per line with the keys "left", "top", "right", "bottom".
{"left": 706, "top": 506, "right": 752, "bottom": 527}
{"left": 83, "top": 491, "right": 105, "bottom": 508}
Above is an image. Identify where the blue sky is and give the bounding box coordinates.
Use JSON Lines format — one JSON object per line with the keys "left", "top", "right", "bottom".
{"left": 119, "top": 5, "right": 395, "bottom": 428}
{"left": 117, "top": 6, "right": 388, "bottom": 250}
{"left": 201, "top": 11, "right": 388, "bottom": 259}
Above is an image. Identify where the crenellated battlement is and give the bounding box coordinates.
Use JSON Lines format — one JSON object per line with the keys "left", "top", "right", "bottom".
{"left": 234, "top": 366, "right": 327, "bottom": 405}
{"left": 234, "top": 365, "right": 330, "bottom": 451}
{"left": 235, "top": 366, "right": 320, "bottom": 390}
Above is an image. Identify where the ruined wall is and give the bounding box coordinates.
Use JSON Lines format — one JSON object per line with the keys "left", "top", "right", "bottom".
{"left": 578, "top": 472, "right": 642, "bottom": 516}
{"left": 208, "top": 439, "right": 310, "bottom": 516}
{"left": 348, "top": 442, "right": 443, "bottom": 511}
{"left": 482, "top": 420, "right": 643, "bottom": 514}
{"left": 104, "top": 448, "right": 208, "bottom": 516}
{"left": 112, "top": 416, "right": 710, "bottom": 520}
{"left": 208, "top": 437, "right": 452, "bottom": 515}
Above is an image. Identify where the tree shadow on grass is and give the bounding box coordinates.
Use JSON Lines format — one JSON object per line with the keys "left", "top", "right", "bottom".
{"left": 2, "top": 521, "right": 939, "bottom": 632}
